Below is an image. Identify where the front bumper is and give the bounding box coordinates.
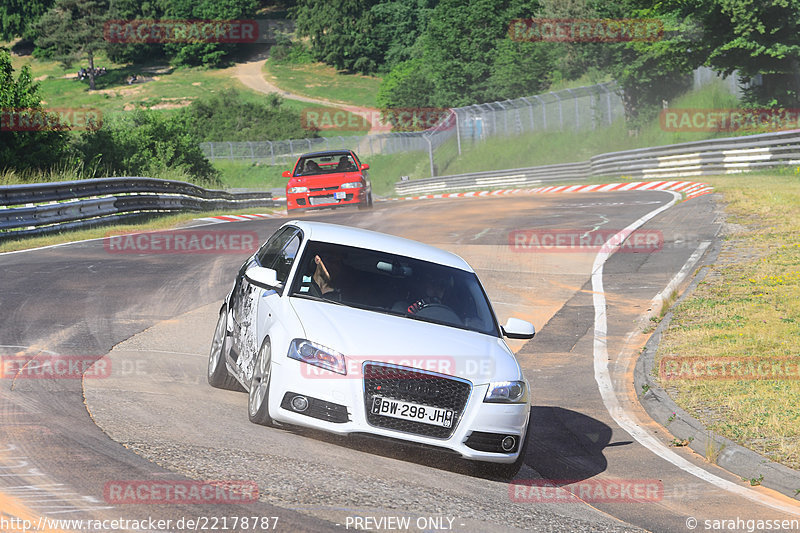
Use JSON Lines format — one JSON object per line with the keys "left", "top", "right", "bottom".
{"left": 267, "top": 358, "right": 530, "bottom": 463}
{"left": 286, "top": 187, "right": 366, "bottom": 210}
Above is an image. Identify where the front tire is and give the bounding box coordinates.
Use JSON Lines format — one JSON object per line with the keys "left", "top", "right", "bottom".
{"left": 208, "top": 307, "right": 244, "bottom": 391}
{"left": 358, "top": 192, "right": 373, "bottom": 210}
{"left": 248, "top": 337, "right": 273, "bottom": 426}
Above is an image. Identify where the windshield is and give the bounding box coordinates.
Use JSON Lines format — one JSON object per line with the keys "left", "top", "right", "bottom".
{"left": 295, "top": 153, "right": 357, "bottom": 175}
{"left": 289, "top": 240, "right": 500, "bottom": 337}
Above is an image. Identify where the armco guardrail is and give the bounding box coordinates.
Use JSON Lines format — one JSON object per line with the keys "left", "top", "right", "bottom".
{"left": 395, "top": 130, "right": 800, "bottom": 195}
{"left": 0, "top": 177, "right": 275, "bottom": 239}
{"left": 394, "top": 162, "right": 590, "bottom": 196}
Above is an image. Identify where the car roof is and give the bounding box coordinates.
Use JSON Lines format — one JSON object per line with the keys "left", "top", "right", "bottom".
{"left": 285, "top": 221, "right": 473, "bottom": 272}
{"left": 298, "top": 150, "right": 356, "bottom": 158}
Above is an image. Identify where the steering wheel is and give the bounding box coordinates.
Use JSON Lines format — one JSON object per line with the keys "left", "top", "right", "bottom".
{"left": 414, "top": 303, "right": 462, "bottom": 325}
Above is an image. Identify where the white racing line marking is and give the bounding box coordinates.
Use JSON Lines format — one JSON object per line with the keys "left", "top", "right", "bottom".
{"left": 591, "top": 191, "right": 800, "bottom": 516}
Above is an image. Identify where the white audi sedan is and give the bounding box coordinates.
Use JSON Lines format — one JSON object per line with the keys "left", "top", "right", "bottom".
{"left": 208, "top": 220, "right": 535, "bottom": 476}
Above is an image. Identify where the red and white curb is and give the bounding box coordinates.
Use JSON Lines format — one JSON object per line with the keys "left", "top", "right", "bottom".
{"left": 388, "top": 180, "right": 714, "bottom": 202}
{"left": 195, "top": 213, "right": 282, "bottom": 223}
{"left": 199, "top": 181, "right": 713, "bottom": 223}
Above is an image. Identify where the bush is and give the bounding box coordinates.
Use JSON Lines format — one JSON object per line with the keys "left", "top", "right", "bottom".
{"left": 180, "top": 88, "right": 317, "bottom": 141}
{"left": 73, "top": 109, "right": 219, "bottom": 186}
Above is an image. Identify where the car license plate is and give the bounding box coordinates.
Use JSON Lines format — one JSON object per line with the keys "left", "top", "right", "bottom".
{"left": 334, "top": 191, "right": 346, "bottom": 199}
{"left": 371, "top": 396, "right": 453, "bottom": 428}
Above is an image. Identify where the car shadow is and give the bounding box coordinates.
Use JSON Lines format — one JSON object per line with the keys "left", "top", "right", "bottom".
{"left": 526, "top": 406, "right": 632, "bottom": 483}
{"left": 274, "top": 405, "right": 629, "bottom": 482}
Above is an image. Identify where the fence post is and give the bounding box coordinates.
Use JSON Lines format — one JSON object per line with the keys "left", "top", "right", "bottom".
{"left": 533, "top": 95, "right": 546, "bottom": 129}
{"left": 520, "top": 97, "right": 534, "bottom": 131}
{"left": 454, "top": 109, "right": 462, "bottom": 155}
{"left": 550, "top": 92, "right": 564, "bottom": 130}
{"left": 209, "top": 143, "right": 214, "bottom": 161}
{"left": 228, "top": 142, "right": 234, "bottom": 159}
{"left": 425, "top": 134, "right": 435, "bottom": 177}
{"left": 248, "top": 141, "right": 255, "bottom": 161}
{"left": 565, "top": 88, "right": 579, "bottom": 130}
{"left": 269, "top": 141, "right": 274, "bottom": 166}
{"left": 602, "top": 84, "right": 613, "bottom": 125}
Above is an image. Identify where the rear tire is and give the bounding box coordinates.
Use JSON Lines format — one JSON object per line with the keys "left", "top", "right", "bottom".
{"left": 248, "top": 337, "right": 273, "bottom": 426}
{"left": 207, "top": 307, "right": 244, "bottom": 391}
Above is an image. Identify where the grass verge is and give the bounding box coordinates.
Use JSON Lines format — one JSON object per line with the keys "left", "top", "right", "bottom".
{"left": 655, "top": 171, "right": 800, "bottom": 469}
{"left": 263, "top": 60, "right": 381, "bottom": 108}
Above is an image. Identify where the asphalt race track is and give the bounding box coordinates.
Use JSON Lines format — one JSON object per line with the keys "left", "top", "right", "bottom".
{"left": 2, "top": 191, "right": 800, "bottom": 532}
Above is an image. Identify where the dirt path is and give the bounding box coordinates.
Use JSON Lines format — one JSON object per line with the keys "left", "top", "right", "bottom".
{"left": 228, "top": 50, "right": 384, "bottom": 136}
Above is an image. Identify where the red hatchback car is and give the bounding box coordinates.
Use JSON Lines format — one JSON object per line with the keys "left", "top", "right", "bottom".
{"left": 283, "top": 150, "right": 373, "bottom": 212}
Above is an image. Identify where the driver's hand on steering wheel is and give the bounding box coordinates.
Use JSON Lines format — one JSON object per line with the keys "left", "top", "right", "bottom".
{"left": 407, "top": 299, "right": 427, "bottom": 314}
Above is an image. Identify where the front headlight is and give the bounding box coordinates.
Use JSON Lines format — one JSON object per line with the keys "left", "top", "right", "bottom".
{"left": 287, "top": 339, "right": 346, "bottom": 375}
{"left": 484, "top": 381, "right": 528, "bottom": 403}
{"left": 288, "top": 186, "right": 308, "bottom": 194}
{"left": 340, "top": 182, "right": 363, "bottom": 189}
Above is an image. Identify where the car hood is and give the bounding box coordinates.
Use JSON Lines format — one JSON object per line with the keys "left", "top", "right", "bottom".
{"left": 289, "top": 298, "right": 522, "bottom": 384}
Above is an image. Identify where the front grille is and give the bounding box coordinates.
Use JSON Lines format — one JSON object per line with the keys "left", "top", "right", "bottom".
{"left": 308, "top": 194, "right": 353, "bottom": 205}
{"left": 363, "top": 362, "right": 471, "bottom": 439}
{"left": 309, "top": 186, "right": 339, "bottom": 192}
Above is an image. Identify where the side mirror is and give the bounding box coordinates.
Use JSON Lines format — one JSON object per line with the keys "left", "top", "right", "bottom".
{"left": 502, "top": 317, "right": 535, "bottom": 340}
{"left": 245, "top": 266, "right": 280, "bottom": 289}
{"left": 360, "top": 163, "right": 369, "bottom": 171}
{"left": 282, "top": 170, "right": 292, "bottom": 178}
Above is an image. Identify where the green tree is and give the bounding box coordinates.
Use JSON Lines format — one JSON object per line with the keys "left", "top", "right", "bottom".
{"left": 655, "top": 0, "right": 800, "bottom": 106}
{"left": 74, "top": 109, "right": 219, "bottom": 185}
{"left": 0, "top": 50, "right": 69, "bottom": 171}
{"left": 377, "top": 0, "right": 553, "bottom": 108}
{"left": 292, "top": 0, "right": 382, "bottom": 73}
{"left": 0, "top": 0, "right": 54, "bottom": 41}
{"left": 159, "top": 0, "right": 259, "bottom": 67}
{"left": 376, "top": 58, "right": 436, "bottom": 109}
{"left": 34, "top": 0, "right": 109, "bottom": 90}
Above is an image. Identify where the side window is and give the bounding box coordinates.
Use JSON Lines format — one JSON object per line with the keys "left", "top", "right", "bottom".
{"left": 256, "top": 227, "right": 295, "bottom": 267}
{"left": 273, "top": 233, "right": 301, "bottom": 283}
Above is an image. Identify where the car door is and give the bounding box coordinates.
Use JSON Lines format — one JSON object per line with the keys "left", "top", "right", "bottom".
{"left": 230, "top": 227, "right": 296, "bottom": 376}
{"left": 235, "top": 227, "right": 303, "bottom": 382}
